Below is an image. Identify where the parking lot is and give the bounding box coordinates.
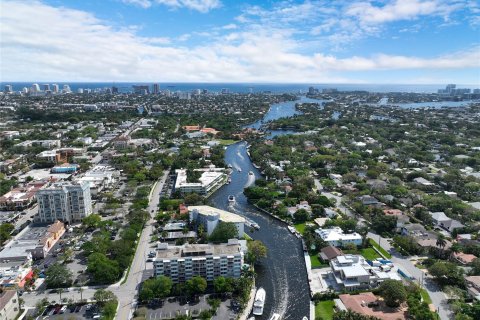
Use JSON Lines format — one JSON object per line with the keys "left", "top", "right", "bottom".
{"left": 144, "top": 295, "right": 238, "bottom": 320}
{"left": 36, "top": 303, "right": 102, "bottom": 320}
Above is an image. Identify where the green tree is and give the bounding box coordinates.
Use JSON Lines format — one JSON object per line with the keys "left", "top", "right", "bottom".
{"left": 139, "top": 276, "right": 173, "bottom": 302}
{"left": 87, "top": 253, "right": 121, "bottom": 284}
{"left": 0, "top": 223, "right": 14, "bottom": 244}
{"left": 209, "top": 222, "right": 238, "bottom": 243}
{"left": 293, "top": 209, "right": 310, "bottom": 222}
{"left": 93, "top": 289, "right": 117, "bottom": 306}
{"left": 428, "top": 261, "right": 464, "bottom": 287}
{"left": 83, "top": 214, "right": 102, "bottom": 229}
{"left": 45, "top": 263, "right": 73, "bottom": 288}
{"left": 246, "top": 240, "right": 268, "bottom": 264}
{"left": 376, "top": 280, "right": 407, "bottom": 308}
{"left": 185, "top": 276, "right": 207, "bottom": 297}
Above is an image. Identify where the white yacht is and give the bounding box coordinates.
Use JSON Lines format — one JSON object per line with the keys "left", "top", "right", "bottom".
{"left": 228, "top": 195, "right": 235, "bottom": 204}
{"left": 252, "top": 287, "right": 266, "bottom": 316}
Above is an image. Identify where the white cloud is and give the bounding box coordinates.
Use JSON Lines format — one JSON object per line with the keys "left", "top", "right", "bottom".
{"left": 346, "top": 0, "right": 463, "bottom": 24}
{"left": 122, "top": 0, "right": 152, "bottom": 8}
{"left": 125, "top": 0, "right": 221, "bottom": 12}
{"left": 0, "top": 0, "right": 478, "bottom": 83}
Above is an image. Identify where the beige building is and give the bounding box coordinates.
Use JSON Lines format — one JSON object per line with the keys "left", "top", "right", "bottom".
{"left": 0, "top": 290, "right": 20, "bottom": 320}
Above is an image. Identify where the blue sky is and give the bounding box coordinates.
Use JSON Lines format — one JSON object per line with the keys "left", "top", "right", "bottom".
{"left": 1, "top": 0, "right": 479, "bottom": 84}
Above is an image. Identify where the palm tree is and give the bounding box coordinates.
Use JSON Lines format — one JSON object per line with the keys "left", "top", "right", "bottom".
{"left": 436, "top": 234, "right": 447, "bottom": 254}
{"left": 58, "top": 288, "right": 65, "bottom": 302}
{"left": 78, "top": 287, "right": 84, "bottom": 302}
{"left": 449, "top": 243, "right": 461, "bottom": 261}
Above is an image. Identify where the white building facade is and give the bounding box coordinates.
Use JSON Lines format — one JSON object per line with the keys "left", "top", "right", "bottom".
{"left": 315, "top": 227, "right": 362, "bottom": 247}
{"left": 153, "top": 242, "right": 243, "bottom": 283}
{"left": 36, "top": 181, "right": 92, "bottom": 223}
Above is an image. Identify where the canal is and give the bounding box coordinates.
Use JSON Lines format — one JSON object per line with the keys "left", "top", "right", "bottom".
{"left": 209, "top": 97, "right": 317, "bottom": 320}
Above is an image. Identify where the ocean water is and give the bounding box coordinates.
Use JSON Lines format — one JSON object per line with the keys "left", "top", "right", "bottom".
{"left": 2, "top": 82, "right": 479, "bottom": 94}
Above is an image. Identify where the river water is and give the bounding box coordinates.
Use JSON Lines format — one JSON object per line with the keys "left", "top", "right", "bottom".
{"left": 209, "top": 97, "right": 313, "bottom": 320}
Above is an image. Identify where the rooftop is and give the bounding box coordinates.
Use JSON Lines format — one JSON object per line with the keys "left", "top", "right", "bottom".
{"left": 156, "top": 242, "right": 242, "bottom": 259}
{"left": 189, "top": 205, "right": 245, "bottom": 223}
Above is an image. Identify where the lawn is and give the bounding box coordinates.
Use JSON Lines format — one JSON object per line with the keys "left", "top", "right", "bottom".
{"left": 309, "top": 253, "right": 328, "bottom": 269}
{"left": 294, "top": 222, "right": 306, "bottom": 235}
{"left": 420, "top": 288, "right": 432, "bottom": 304}
{"left": 369, "top": 238, "right": 392, "bottom": 258}
{"left": 219, "top": 139, "right": 238, "bottom": 146}
{"left": 315, "top": 300, "right": 334, "bottom": 320}
{"left": 360, "top": 248, "right": 381, "bottom": 260}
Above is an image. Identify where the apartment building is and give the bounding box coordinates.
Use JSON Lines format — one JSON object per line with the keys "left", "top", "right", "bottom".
{"left": 189, "top": 205, "right": 245, "bottom": 237}
{"left": 36, "top": 181, "right": 92, "bottom": 223}
{"left": 153, "top": 241, "right": 243, "bottom": 283}
{"left": 0, "top": 290, "right": 20, "bottom": 320}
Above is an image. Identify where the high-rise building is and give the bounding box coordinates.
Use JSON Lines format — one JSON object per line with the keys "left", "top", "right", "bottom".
{"left": 111, "top": 86, "right": 118, "bottom": 94}
{"left": 52, "top": 84, "right": 59, "bottom": 93}
{"left": 22, "top": 87, "right": 28, "bottom": 94}
{"left": 31, "top": 83, "right": 40, "bottom": 92}
{"left": 36, "top": 181, "right": 92, "bottom": 223}
{"left": 153, "top": 241, "right": 244, "bottom": 283}
{"left": 4, "top": 85, "right": 12, "bottom": 93}
{"left": 152, "top": 83, "right": 160, "bottom": 94}
{"left": 446, "top": 84, "right": 456, "bottom": 93}
{"left": 62, "top": 84, "right": 71, "bottom": 93}
{"left": 221, "top": 88, "right": 229, "bottom": 94}
{"left": 77, "top": 88, "right": 84, "bottom": 94}
{"left": 133, "top": 85, "right": 150, "bottom": 94}
{"left": 42, "top": 84, "right": 50, "bottom": 91}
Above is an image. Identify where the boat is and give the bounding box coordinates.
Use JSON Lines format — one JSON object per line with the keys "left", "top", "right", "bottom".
{"left": 248, "top": 171, "right": 254, "bottom": 176}
{"left": 228, "top": 195, "right": 235, "bottom": 204}
{"left": 226, "top": 177, "right": 232, "bottom": 184}
{"left": 269, "top": 313, "right": 281, "bottom": 320}
{"left": 247, "top": 318, "right": 255, "bottom": 320}
{"left": 252, "top": 287, "right": 266, "bottom": 316}
{"left": 246, "top": 219, "right": 260, "bottom": 230}
{"left": 287, "top": 226, "right": 296, "bottom": 234}
{"left": 302, "top": 317, "right": 308, "bottom": 320}
{"left": 228, "top": 164, "right": 233, "bottom": 168}
{"left": 238, "top": 168, "right": 242, "bottom": 172}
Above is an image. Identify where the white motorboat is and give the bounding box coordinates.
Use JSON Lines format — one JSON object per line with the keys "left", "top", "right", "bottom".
{"left": 228, "top": 195, "right": 235, "bottom": 204}
{"left": 248, "top": 170, "right": 254, "bottom": 176}
{"left": 252, "top": 287, "right": 266, "bottom": 316}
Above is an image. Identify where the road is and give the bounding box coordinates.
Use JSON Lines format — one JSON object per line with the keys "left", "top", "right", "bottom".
{"left": 367, "top": 232, "right": 452, "bottom": 320}
{"left": 22, "top": 171, "right": 170, "bottom": 320}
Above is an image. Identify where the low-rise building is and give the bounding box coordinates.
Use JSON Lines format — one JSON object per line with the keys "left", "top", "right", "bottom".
{"left": 315, "top": 227, "right": 362, "bottom": 247}
{"left": 336, "top": 292, "right": 407, "bottom": 320}
{"left": 153, "top": 241, "right": 243, "bottom": 283}
{"left": 329, "top": 255, "right": 401, "bottom": 291}
{"left": 430, "top": 211, "right": 464, "bottom": 232}
{"left": 0, "top": 180, "right": 47, "bottom": 211}
{"left": 174, "top": 168, "right": 226, "bottom": 195}
{"left": 76, "top": 165, "right": 119, "bottom": 196}
{"left": 0, "top": 221, "right": 65, "bottom": 261}
{"left": 0, "top": 289, "right": 20, "bottom": 320}
{"left": 465, "top": 276, "right": 480, "bottom": 300}
{"left": 189, "top": 205, "right": 245, "bottom": 237}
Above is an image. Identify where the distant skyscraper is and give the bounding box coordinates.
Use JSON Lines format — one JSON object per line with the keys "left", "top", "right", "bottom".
{"left": 193, "top": 89, "right": 201, "bottom": 95}
{"left": 62, "top": 84, "right": 71, "bottom": 93}
{"left": 112, "top": 86, "right": 118, "bottom": 94}
{"left": 77, "top": 88, "right": 84, "bottom": 94}
{"left": 152, "top": 83, "right": 160, "bottom": 94}
{"left": 22, "top": 87, "right": 28, "bottom": 94}
{"left": 221, "top": 88, "right": 229, "bottom": 94}
{"left": 4, "top": 85, "right": 13, "bottom": 93}
{"left": 31, "top": 83, "right": 40, "bottom": 92}
{"left": 446, "top": 84, "right": 456, "bottom": 93}
{"left": 164, "top": 89, "right": 171, "bottom": 97}
{"left": 42, "top": 84, "right": 50, "bottom": 91}
{"left": 52, "top": 84, "right": 59, "bottom": 93}
{"left": 133, "top": 85, "right": 150, "bottom": 94}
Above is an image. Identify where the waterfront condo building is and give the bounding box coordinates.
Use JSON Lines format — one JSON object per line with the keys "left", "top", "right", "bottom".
{"left": 188, "top": 205, "right": 245, "bottom": 237}
{"left": 36, "top": 181, "right": 92, "bottom": 223}
{"left": 153, "top": 241, "right": 243, "bottom": 283}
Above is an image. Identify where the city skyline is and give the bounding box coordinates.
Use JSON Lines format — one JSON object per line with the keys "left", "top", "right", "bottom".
{"left": 1, "top": 0, "right": 479, "bottom": 84}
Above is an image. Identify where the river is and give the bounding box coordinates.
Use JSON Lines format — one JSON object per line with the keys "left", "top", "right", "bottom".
{"left": 209, "top": 97, "right": 313, "bottom": 320}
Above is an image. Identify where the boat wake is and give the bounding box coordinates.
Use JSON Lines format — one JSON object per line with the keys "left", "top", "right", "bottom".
{"left": 236, "top": 150, "right": 245, "bottom": 160}
{"left": 244, "top": 173, "right": 255, "bottom": 188}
